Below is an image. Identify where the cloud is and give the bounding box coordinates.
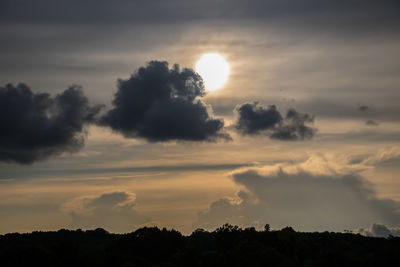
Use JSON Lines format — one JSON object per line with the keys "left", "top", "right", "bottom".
{"left": 270, "top": 108, "right": 317, "bottom": 140}
{"left": 1, "top": 1, "right": 399, "bottom": 36}
{"left": 0, "top": 83, "right": 102, "bottom": 164}
{"left": 234, "top": 103, "right": 282, "bottom": 134}
{"left": 195, "top": 160, "right": 400, "bottom": 232}
{"left": 100, "top": 61, "right": 229, "bottom": 142}
{"left": 358, "top": 105, "right": 370, "bottom": 113}
{"left": 366, "top": 120, "right": 379, "bottom": 126}
{"left": 356, "top": 146, "right": 400, "bottom": 170}
{"left": 234, "top": 102, "right": 316, "bottom": 140}
{"left": 356, "top": 223, "right": 400, "bottom": 238}
{"left": 61, "top": 191, "right": 150, "bottom": 233}
{"left": 358, "top": 105, "right": 381, "bottom": 126}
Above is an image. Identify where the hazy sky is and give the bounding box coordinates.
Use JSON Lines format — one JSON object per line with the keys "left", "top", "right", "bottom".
{"left": 1, "top": 0, "right": 400, "bottom": 235}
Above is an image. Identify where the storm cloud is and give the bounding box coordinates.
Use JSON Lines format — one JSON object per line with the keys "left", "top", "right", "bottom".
{"left": 235, "top": 102, "right": 316, "bottom": 140}
{"left": 195, "top": 163, "right": 400, "bottom": 232}
{"left": 0, "top": 83, "right": 102, "bottom": 164}
{"left": 100, "top": 61, "right": 228, "bottom": 142}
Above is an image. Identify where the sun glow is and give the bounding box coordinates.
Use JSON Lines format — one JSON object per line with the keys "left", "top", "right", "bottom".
{"left": 195, "top": 53, "right": 230, "bottom": 91}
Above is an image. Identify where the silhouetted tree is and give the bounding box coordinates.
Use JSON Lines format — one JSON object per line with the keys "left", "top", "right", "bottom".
{"left": 0, "top": 224, "right": 399, "bottom": 267}
{"left": 215, "top": 223, "right": 241, "bottom": 233}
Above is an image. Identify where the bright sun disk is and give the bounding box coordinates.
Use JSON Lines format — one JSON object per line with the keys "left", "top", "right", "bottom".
{"left": 195, "top": 53, "right": 230, "bottom": 91}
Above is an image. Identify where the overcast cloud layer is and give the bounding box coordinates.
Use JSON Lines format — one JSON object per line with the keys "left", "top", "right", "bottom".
{"left": 1, "top": 0, "right": 399, "bottom": 35}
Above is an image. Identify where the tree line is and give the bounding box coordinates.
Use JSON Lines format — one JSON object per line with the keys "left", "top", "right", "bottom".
{"left": 1, "top": 224, "right": 399, "bottom": 266}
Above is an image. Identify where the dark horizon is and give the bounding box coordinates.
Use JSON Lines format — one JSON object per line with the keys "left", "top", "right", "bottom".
{"left": 2, "top": 223, "right": 400, "bottom": 266}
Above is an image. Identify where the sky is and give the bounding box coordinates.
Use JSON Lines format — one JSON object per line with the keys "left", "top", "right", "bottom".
{"left": 1, "top": 0, "right": 400, "bottom": 236}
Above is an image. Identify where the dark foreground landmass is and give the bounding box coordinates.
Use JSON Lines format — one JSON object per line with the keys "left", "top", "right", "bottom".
{"left": 1, "top": 224, "right": 399, "bottom": 267}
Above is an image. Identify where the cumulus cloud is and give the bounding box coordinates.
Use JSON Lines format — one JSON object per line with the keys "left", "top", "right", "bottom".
{"left": 195, "top": 160, "right": 400, "bottom": 232}
{"left": 234, "top": 102, "right": 316, "bottom": 140}
{"left": 234, "top": 103, "right": 282, "bottom": 134}
{"left": 0, "top": 83, "right": 102, "bottom": 164}
{"left": 100, "top": 61, "right": 229, "bottom": 142}
{"left": 271, "top": 108, "right": 317, "bottom": 140}
{"left": 356, "top": 223, "right": 400, "bottom": 238}
{"left": 61, "top": 191, "right": 150, "bottom": 233}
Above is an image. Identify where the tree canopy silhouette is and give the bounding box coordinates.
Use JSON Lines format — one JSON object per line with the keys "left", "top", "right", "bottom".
{"left": 1, "top": 224, "right": 400, "bottom": 266}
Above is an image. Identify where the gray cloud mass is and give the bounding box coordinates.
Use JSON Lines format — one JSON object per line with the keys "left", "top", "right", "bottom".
{"left": 357, "top": 223, "right": 400, "bottom": 238}
{"left": 0, "top": 83, "right": 102, "bottom": 164}
{"left": 234, "top": 103, "right": 282, "bottom": 134}
{"left": 195, "top": 167, "right": 400, "bottom": 232}
{"left": 100, "top": 61, "right": 229, "bottom": 142}
{"left": 63, "top": 191, "right": 150, "bottom": 233}
{"left": 235, "top": 102, "right": 316, "bottom": 140}
{"left": 1, "top": 1, "right": 399, "bottom": 36}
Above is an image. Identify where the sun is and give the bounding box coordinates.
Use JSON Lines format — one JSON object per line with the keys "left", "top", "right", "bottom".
{"left": 195, "top": 53, "right": 230, "bottom": 92}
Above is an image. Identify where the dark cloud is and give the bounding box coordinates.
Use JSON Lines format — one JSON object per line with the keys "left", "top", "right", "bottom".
{"left": 234, "top": 102, "right": 316, "bottom": 140}
{"left": 195, "top": 166, "right": 400, "bottom": 232}
{"left": 210, "top": 97, "right": 400, "bottom": 123}
{"left": 62, "top": 191, "right": 150, "bottom": 233}
{"left": 270, "top": 108, "right": 316, "bottom": 140}
{"left": 234, "top": 103, "right": 282, "bottom": 135}
{"left": 100, "top": 61, "right": 229, "bottom": 142}
{"left": 1, "top": 1, "right": 399, "bottom": 36}
{"left": 0, "top": 83, "right": 102, "bottom": 164}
